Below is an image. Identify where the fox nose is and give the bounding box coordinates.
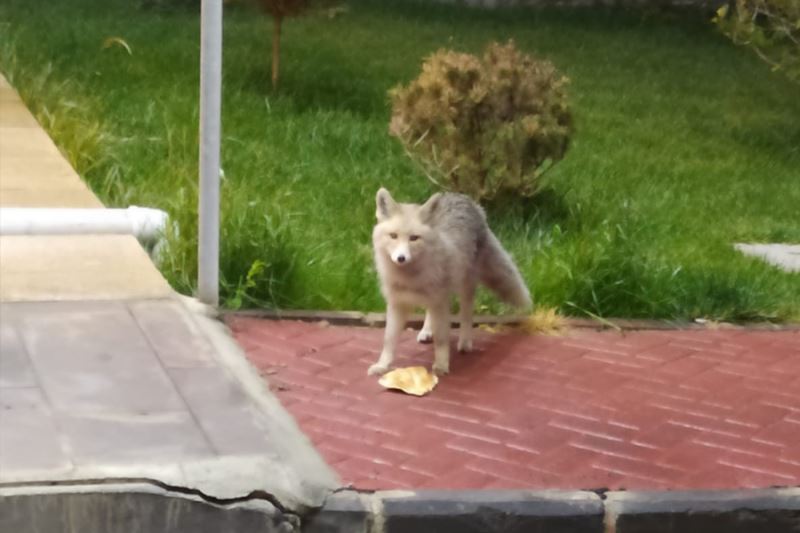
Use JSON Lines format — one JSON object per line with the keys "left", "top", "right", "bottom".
{"left": 397, "top": 255, "right": 406, "bottom": 263}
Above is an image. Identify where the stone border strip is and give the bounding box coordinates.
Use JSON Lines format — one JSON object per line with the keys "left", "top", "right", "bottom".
{"left": 605, "top": 488, "right": 800, "bottom": 533}
{"left": 4, "top": 484, "right": 797, "bottom": 532}
{"left": 0, "top": 481, "right": 296, "bottom": 533}
{"left": 303, "top": 488, "right": 800, "bottom": 533}
{"left": 226, "top": 308, "right": 800, "bottom": 332}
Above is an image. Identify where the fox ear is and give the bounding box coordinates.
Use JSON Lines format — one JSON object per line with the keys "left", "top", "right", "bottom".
{"left": 418, "top": 192, "right": 442, "bottom": 223}
{"left": 376, "top": 188, "right": 398, "bottom": 221}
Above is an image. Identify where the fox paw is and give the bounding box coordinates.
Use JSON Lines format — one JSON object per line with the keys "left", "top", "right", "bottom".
{"left": 367, "top": 363, "right": 389, "bottom": 376}
{"left": 457, "top": 338, "right": 473, "bottom": 353}
{"left": 416, "top": 330, "right": 433, "bottom": 343}
{"left": 432, "top": 362, "right": 450, "bottom": 376}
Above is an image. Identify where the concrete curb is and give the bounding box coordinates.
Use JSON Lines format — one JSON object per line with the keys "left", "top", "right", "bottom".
{"left": 302, "top": 488, "right": 800, "bottom": 533}
{"left": 226, "top": 309, "right": 800, "bottom": 332}
{"left": 178, "top": 297, "right": 340, "bottom": 513}
{"left": 606, "top": 488, "right": 800, "bottom": 533}
{"left": 0, "top": 481, "right": 296, "bottom": 533}
{"left": 303, "top": 489, "right": 604, "bottom": 533}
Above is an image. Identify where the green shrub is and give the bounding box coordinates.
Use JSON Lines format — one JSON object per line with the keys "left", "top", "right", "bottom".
{"left": 389, "top": 40, "right": 573, "bottom": 202}
{"left": 714, "top": 0, "right": 800, "bottom": 83}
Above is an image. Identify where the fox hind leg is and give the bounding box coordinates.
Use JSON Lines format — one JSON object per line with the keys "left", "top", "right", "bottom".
{"left": 457, "top": 282, "right": 476, "bottom": 353}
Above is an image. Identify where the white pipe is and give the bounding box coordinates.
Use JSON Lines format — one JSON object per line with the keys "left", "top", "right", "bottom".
{"left": 198, "top": 0, "right": 223, "bottom": 307}
{"left": 0, "top": 207, "right": 168, "bottom": 242}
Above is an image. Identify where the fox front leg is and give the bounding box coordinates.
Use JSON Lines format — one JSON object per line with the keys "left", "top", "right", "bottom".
{"left": 368, "top": 303, "right": 409, "bottom": 375}
{"left": 417, "top": 310, "right": 433, "bottom": 343}
{"left": 429, "top": 303, "right": 451, "bottom": 375}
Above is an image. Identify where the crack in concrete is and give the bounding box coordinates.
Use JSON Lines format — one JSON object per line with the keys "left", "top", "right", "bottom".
{"left": 0, "top": 477, "right": 300, "bottom": 517}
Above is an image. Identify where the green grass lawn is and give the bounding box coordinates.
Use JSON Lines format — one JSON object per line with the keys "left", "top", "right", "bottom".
{"left": 2, "top": 0, "right": 799, "bottom": 320}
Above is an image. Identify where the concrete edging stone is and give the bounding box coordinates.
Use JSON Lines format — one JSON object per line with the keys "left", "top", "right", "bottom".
{"left": 303, "top": 489, "right": 604, "bottom": 533}
{"left": 177, "top": 296, "right": 341, "bottom": 512}
{"left": 606, "top": 488, "right": 800, "bottom": 533}
{"left": 303, "top": 488, "right": 800, "bottom": 533}
{"left": 0, "top": 481, "right": 296, "bottom": 533}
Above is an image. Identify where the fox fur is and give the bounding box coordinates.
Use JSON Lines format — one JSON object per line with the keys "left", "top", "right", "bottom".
{"left": 370, "top": 187, "right": 532, "bottom": 376}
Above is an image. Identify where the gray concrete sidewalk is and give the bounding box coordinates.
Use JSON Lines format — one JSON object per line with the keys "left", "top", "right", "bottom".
{"left": 0, "top": 300, "right": 337, "bottom": 507}
{"left": 0, "top": 73, "right": 338, "bottom": 531}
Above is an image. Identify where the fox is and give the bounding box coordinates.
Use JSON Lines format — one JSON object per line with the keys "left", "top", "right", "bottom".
{"left": 369, "top": 187, "right": 532, "bottom": 376}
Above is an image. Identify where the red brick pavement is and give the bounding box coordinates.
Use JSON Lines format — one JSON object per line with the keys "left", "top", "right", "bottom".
{"left": 229, "top": 317, "right": 800, "bottom": 491}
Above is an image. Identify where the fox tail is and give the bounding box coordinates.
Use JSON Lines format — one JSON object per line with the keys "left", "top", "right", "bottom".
{"left": 478, "top": 230, "right": 532, "bottom": 309}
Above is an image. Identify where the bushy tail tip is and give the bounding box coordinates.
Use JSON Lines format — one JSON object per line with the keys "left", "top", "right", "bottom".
{"left": 479, "top": 231, "right": 532, "bottom": 310}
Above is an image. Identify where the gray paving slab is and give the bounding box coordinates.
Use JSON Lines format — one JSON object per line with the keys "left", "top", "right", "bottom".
{"left": 59, "top": 411, "right": 215, "bottom": 464}
{"left": 129, "top": 299, "right": 217, "bottom": 368}
{"left": 167, "top": 366, "right": 273, "bottom": 455}
{"left": 10, "top": 302, "right": 185, "bottom": 414}
{"left": 0, "top": 298, "right": 339, "bottom": 513}
{"left": 0, "top": 323, "right": 35, "bottom": 387}
{"left": 0, "top": 388, "right": 72, "bottom": 475}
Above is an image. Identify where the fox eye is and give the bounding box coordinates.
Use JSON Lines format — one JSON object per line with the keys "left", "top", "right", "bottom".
{"left": 389, "top": 233, "right": 398, "bottom": 239}
{"left": 409, "top": 235, "right": 420, "bottom": 242}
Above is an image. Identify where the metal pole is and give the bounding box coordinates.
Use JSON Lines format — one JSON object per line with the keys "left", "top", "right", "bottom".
{"left": 198, "top": 0, "right": 222, "bottom": 306}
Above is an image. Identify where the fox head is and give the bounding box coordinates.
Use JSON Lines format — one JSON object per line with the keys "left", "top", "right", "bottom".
{"left": 373, "top": 187, "right": 441, "bottom": 267}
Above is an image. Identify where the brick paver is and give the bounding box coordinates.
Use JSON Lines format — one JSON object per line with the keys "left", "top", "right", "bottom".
{"left": 230, "top": 317, "right": 800, "bottom": 491}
